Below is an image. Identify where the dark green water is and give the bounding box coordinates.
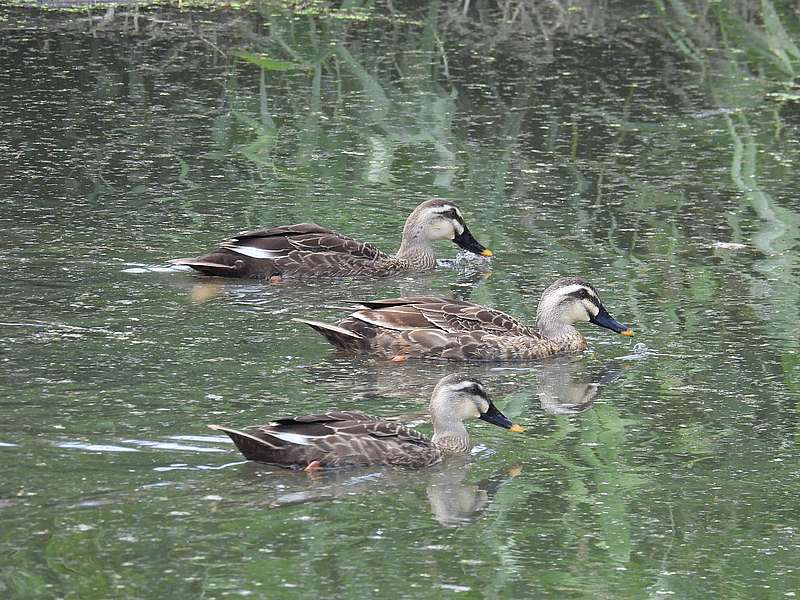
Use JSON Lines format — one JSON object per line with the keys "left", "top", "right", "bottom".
{"left": 2, "top": 3, "right": 800, "bottom": 598}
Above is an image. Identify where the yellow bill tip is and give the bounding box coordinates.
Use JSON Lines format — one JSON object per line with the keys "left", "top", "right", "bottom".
{"left": 620, "top": 328, "right": 634, "bottom": 337}
{"left": 509, "top": 424, "right": 525, "bottom": 433}
{"left": 481, "top": 248, "right": 493, "bottom": 257}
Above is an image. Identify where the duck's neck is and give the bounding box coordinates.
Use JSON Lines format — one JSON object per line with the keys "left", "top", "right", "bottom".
{"left": 395, "top": 228, "right": 437, "bottom": 270}
{"left": 431, "top": 416, "right": 471, "bottom": 454}
{"left": 537, "top": 320, "right": 587, "bottom": 351}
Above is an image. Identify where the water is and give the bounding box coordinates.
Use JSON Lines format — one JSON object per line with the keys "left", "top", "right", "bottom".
{"left": 2, "top": 3, "right": 800, "bottom": 598}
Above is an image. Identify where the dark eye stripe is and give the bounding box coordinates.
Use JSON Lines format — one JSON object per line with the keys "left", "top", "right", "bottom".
{"left": 441, "top": 208, "right": 463, "bottom": 224}
{"left": 565, "top": 288, "right": 590, "bottom": 299}
{"left": 562, "top": 291, "right": 599, "bottom": 309}
{"left": 470, "top": 384, "right": 487, "bottom": 397}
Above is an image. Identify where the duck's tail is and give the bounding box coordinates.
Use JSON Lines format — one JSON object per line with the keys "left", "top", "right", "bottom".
{"left": 170, "top": 255, "right": 247, "bottom": 278}
{"left": 208, "top": 424, "right": 277, "bottom": 460}
{"left": 292, "top": 318, "right": 363, "bottom": 350}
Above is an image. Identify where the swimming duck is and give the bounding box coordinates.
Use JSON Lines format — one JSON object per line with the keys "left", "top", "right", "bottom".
{"left": 209, "top": 374, "right": 523, "bottom": 470}
{"left": 294, "top": 276, "right": 633, "bottom": 361}
{"left": 172, "top": 199, "right": 492, "bottom": 279}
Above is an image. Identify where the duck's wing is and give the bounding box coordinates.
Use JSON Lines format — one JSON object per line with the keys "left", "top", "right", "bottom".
{"left": 317, "top": 419, "right": 437, "bottom": 468}
{"left": 417, "top": 301, "right": 534, "bottom": 335}
{"left": 352, "top": 297, "right": 457, "bottom": 309}
{"left": 270, "top": 413, "right": 427, "bottom": 446}
{"left": 349, "top": 297, "right": 533, "bottom": 335}
{"left": 221, "top": 223, "right": 389, "bottom": 261}
{"left": 338, "top": 419, "right": 430, "bottom": 445}
{"left": 271, "top": 411, "right": 381, "bottom": 427}
{"left": 345, "top": 297, "right": 470, "bottom": 332}
{"left": 212, "top": 411, "right": 435, "bottom": 468}
{"left": 209, "top": 411, "right": 380, "bottom": 466}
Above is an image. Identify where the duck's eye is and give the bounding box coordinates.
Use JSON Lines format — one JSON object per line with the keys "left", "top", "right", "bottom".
{"left": 468, "top": 384, "right": 486, "bottom": 397}
{"left": 578, "top": 288, "right": 589, "bottom": 299}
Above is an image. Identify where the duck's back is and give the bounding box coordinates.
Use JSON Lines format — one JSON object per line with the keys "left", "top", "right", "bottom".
{"left": 213, "top": 411, "right": 440, "bottom": 469}
{"left": 173, "top": 223, "right": 396, "bottom": 278}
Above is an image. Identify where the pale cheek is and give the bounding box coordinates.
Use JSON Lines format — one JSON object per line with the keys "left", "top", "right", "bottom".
{"left": 428, "top": 222, "right": 455, "bottom": 240}
{"left": 570, "top": 304, "right": 590, "bottom": 322}
{"left": 464, "top": 403, "right": 481, "bottom": 420}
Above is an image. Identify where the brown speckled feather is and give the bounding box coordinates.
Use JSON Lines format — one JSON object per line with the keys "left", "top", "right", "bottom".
{"left": 297, "top": 277, "right": 634, "bottom": 360}
{"left": 171, "top": 199, "right": 491, "bottom": 279}
{"left": 225, "top": 224, "right": 387, "bottom": 259}
{"left": 173, "top": 223, "right": 400, "bottom": 278}
{"left": 211, "top": 411, "right": 440, "bottom": 469}
{"left": 297, "top": 296, "right": 587, "bottom": 361}
{"left": 346, "top": 297, "right": 533, "bottom": 335}
{"left": 415, "top": 303, "right": 534, "bottom": 335}
{"left": 210, "top": 374, "right": 525, "bottom": 470}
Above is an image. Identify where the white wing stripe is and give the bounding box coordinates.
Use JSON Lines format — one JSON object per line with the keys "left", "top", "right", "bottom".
{"left": 268, "top": 431, "right": 315, "bottom": 446}
{"left": 222, "top": 245, "right": 282, "bottom": 259}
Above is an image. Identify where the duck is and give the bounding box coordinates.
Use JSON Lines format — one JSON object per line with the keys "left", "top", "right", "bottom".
{"left": 294, "top": 276, "right": 634, "bottom": 361}
{"left": 171, "top": 199, "right": 492, "bottom": 279}
{"left": 208, "top": 374, "right": 524, "bottom": 471}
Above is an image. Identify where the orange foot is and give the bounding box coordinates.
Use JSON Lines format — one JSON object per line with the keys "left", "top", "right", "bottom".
{"left": 190, "top": 283, "right": 221, "bottom": 303}
{"left": 304, "top": 460, "right": 322, "bottom": 473}
{"left": 390, "top": 354, "right": 409, "bottom": 363}
{"left": 269, "top": 275, "right": 284, "bottom": 284}
{"left": 506, "top": 464, "right": 523, "bottom": 477}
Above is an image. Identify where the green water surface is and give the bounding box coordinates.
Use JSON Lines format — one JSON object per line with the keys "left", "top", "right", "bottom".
{"left": 1, "top": 2, "right": 799, "bottom": 598}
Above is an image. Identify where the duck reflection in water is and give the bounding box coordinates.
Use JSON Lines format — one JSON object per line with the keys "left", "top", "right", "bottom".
{"left": 210, "top": 374, "right": 525, "bottom": 526}
{"left": 536, "top": 357, "right": 624, "bottom": 416}
{"left": 171, "top": 253, "right": 492, "bottom": 315}
{"left": 426, "top": 457, "right": 522, "bottom": 527}
{"left": 229, "top": 458, "right": 522, "bottom": 528}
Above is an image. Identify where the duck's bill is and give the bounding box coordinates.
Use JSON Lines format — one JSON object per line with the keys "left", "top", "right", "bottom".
{"left": 480, "top": 402, "right": 525, "bottom": 432}
{"left": 453, "top": 226, "right": 493, "bottom": 257}
{"left": 590, "top": 305, "right": 634, "bottom": 336}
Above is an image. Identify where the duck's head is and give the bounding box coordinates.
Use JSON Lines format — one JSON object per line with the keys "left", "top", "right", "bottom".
{"left": 404, "top": 199, "right": 493, "bottom": 257}
{"left": 536, "top": 277, "right": 634, "bottom": 337}
{"left": 430, "top": 374, "right": 524, "bottom": 432}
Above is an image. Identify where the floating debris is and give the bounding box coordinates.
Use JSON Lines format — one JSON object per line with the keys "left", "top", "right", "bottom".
{"left": 615, "top": 343, "right": 655, "bottom": 361}
{"left": 691, "top": 107, "right": 736, "bottom": 119}
{"left": 712, "top": 241, "right": 748, "bottom": 251}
